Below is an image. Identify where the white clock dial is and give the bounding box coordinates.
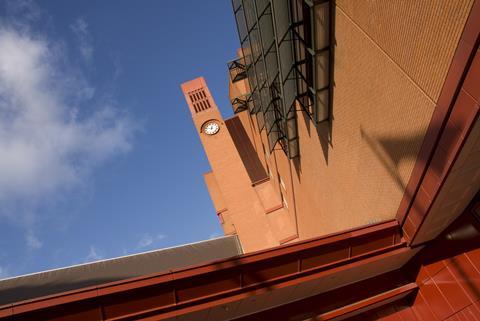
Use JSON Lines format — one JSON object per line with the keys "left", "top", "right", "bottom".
{"left": 203, "top": 121, "right": 220, "bottom": 135}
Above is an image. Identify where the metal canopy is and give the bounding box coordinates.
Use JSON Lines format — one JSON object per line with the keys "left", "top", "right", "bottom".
{"left": 230, "top": 0, "right": 333, "bottom": 158}
{"left": 0, "top": 236, "right": 242, "bottom": 306}
{"left": 228, "top": 57, "right": 248, "bottom": 83}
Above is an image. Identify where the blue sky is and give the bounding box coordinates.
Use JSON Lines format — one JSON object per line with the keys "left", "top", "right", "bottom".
{"left": 0, "top": 0, "right": 238, "bottom": 278}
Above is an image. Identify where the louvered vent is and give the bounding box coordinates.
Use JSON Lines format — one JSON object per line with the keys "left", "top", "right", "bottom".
{"left": 188, "top": 88, "right": 212, "bottom": 113}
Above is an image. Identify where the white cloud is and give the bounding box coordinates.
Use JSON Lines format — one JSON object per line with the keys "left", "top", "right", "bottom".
{"left": 84, "top": 245, "right": 102, "bottom": 263}
{"left": 70, "top": 17, "right": 93, "bottom": 61}
{"left": 0, "top": 23, "right": 136, "bottom": 248}
{"left": 137, "top": 233, "right": 166, "bottom": 249}
{"left": 138, "top": 234, "right": 154, "bottom": 248}
{"left": 26, "top": 231, "right": 42, "bottom": 249}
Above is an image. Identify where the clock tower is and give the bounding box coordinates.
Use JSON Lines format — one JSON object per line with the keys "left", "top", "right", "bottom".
{"left": 181, "top": 77, "right": 297, "bottom": 252}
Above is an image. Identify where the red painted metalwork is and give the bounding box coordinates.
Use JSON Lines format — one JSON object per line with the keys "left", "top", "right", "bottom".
{"left": 1, "top": 202, "right": 478, "bottom": 321}
{"left": 349, "top": 200, "right": 480, "bottom": 320}
{"left": 396, "top": 0, "right": 480, "bottom": 231}
{"left": 0, "top": 220, "right": 404, "bottom": 321}
{"left": 230, "top": 271, "right": 417, "bottom": 321}
{"left": 343, "top": 299, "right": 420, "bottom": 321}
{"left": 398, "top": 0, "right": 480, "bottom": 246}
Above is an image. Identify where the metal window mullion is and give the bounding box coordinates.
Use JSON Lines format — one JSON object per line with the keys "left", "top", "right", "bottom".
{"left": 237, "top": 0, "right": 257, "bottom": 103}
{"left": 312, "top": 0, "right": 331, "bottom": 123}
{"left": 289, "top": 0, "right": 301, "bottom": 110}
{"left": 291, "top": 25, "right": 308, "bottom": 47}
{"left": 248, "top": 60, "right": 263, "bottom": 114}
{"left": 247, "top": 31, "right": 265, "bottom": 107}
{"left": 266, "top": 0, "right": 297, "bottom": 157}
{"left": 310, "top": 0, "right": 319, "bottom": 123}
{"left": 294, "top": 64, "right": 309, "bottom": 83}
{"left": 264, "top": 39, "right": 276, "bottom": 56}
{"left": 283, "top": 0, "right": 297, "bottom": 118}
{"left": 284, "top": 0, "right": 300, "bottom": 158}
{"left": 276, "top": 25, "right": 294, "bottom": 49}
{"left": 269, "top": 0, "right": 287, "bottom": 123}
{"left": 256, "top": 1, "right": 271, "bottom": 20}
{"left": 233, "top": 0, "right": 245, "bottom": 45}
{"left": 243, "top": 0, "right": 258, "bottom": 34}
{"left": 283, "top": 65, "right": 297, "bottom": 84}
{"left": 326, "top": 0, "right": 333, "bottom": 123}
{"left": 255, "top": 1, "right": 281, "bottom": 153}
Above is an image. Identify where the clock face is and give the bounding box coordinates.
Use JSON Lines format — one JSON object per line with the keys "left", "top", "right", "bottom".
{"left": 203, "top": 121, "right": 220, "bottom": 135}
